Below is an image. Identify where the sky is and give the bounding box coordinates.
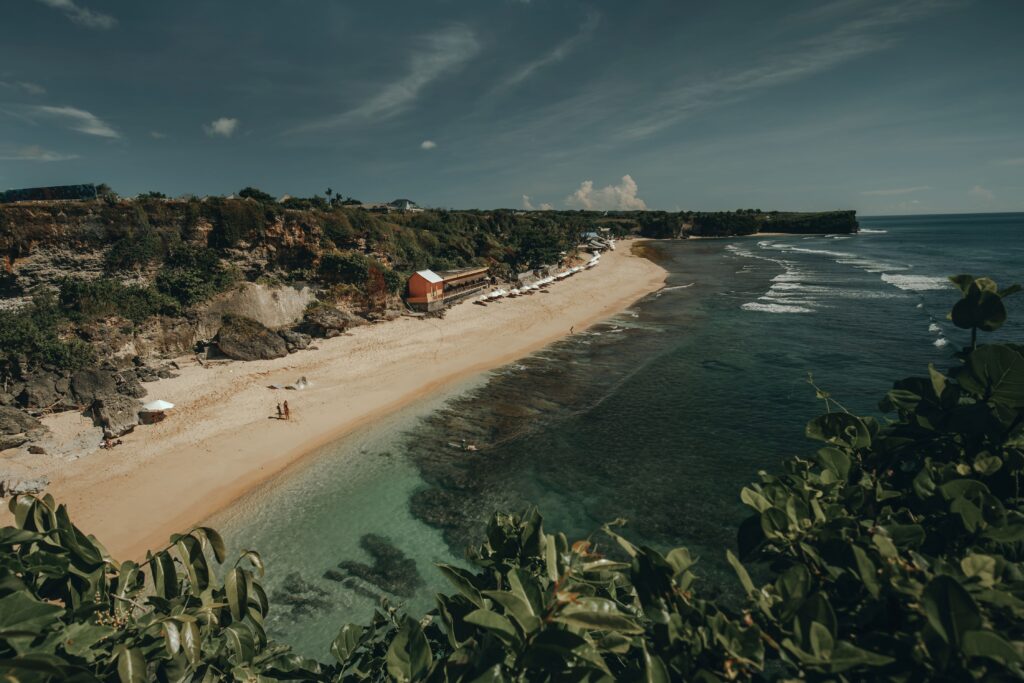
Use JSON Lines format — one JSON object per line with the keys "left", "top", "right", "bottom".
{"left": 1, "top": 0, "right": 1022, "bottom": 214}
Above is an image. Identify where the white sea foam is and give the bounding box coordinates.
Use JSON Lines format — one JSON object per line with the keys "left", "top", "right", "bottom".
{"left": 928, "top": 323, "right": 941, "bottom": 333}
{"left": 742, "top": 302, "right": 814, "bottom": 314}
{"left": 933, "top": 337, "right": 949, "bottom": 348}
{"left": 859, "top": 228, "right": 887, "bottom": 234}
{"left": 881, "top": 274, "right": 950, "bottom": 292}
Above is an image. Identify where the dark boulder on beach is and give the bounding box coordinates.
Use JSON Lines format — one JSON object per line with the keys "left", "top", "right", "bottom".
{"left": 70, "top": 368, "right": 119, "bottom": 406}
{"left": 18, "top": 373, "right": 65, "bottom": 409}
{"left": 215, "top": 315, "right": 288, "bottom": 361}
{"left": 0, "top": 405, "right": 47, "bottom": 451}
{"left": 90, "top": 394, "right": 140, "bottom": 438}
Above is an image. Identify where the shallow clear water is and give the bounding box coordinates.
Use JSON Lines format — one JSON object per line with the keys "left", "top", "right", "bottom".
{"left": 215, "top": 212, "right": 1023, "bottom": 657}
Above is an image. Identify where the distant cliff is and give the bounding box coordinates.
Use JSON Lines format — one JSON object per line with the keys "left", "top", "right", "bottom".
{"left": 633, "top": 209, "right": 859, "bottom": 238}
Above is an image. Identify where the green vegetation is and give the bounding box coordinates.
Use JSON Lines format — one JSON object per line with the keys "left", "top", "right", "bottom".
{"left": 58, "top": 278, "right": 178, "bottom": 324}
{"left": 0, "top": 294, "right": 95, "bottom": 375}
{"left": 155, "top": 245, "right": 238, "bottom": 308}
{"left": 2, "top": 277, "right": 1021, "bottom": 681}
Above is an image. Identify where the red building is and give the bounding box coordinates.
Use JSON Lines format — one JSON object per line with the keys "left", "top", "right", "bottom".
{"left": 407, "top": 266, "right": 489, "bottom": 311}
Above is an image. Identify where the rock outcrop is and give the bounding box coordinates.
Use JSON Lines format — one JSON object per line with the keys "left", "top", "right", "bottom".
{"left": 0, "top": 405, "right": 47, "bottom": 451}
{"left": 70, "top": 368, "right": 119, "bottom": 407}
{"left": 215, "top": 316, "right": 288, "bottom": 361}
{"left": 91, "top": 394, "right": 140, "bottom": 438}
{"left": 299, "top": 306, "right": 364, "bottom": 339}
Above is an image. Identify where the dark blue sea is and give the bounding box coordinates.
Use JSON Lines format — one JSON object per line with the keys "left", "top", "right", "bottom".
{"left": 213, "top": 212, "right": 1024, "bottom": 656}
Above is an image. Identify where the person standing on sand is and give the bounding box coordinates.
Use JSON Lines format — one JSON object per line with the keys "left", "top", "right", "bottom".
{"left": 570, "top": 326, "right": 575, "bottom": 334}
{"left": 283, "top": 401, "right": 290, "bottom": 420}
{"left": 276, "top": 403, "right": 283, "bottom": 419}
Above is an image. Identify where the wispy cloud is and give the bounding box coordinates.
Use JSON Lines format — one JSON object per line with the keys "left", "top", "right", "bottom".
{"left": 619, "top": 0, "right": 948, "bottom": 140}
{"left": 204, "top": 117, "right": 239, "bottom": 138}
{"left": 565, "top": 175, "right": 647, "bottom": 210}
{"left": 994, "top": 157, "right": 1024, "bottom": 166}
{"left": 499, "top": 12, "right": 601, "bottom": 90}
{"left": 0, "top": 144, "right": 79, "bottom": 162}
{"left": 288, "top": 25, "right": 479, "bottom": 134}
{"left": 29, "top": 105, "right": 120, "bottom": 138}
{"left": 969, "top": 184, "right": 994, "bottom": 201}
{"left": 34, "top": 0, "right": 116, "bottom": 29}
{"left": 862, "top": 185, "right": 931, "bottom": 196}
{"left": 420, "top": 139, "right": 437, "bottom": 150}
{"left": 0, "top": 80, "right": 46, "bottom": 95}
{"left": 150, "top": 131, "right": 167, "bottom": 139}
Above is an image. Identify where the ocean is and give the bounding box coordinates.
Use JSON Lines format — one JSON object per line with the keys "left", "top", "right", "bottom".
{"left": 210, "top": 212, "right": 1024, "bottom": 657}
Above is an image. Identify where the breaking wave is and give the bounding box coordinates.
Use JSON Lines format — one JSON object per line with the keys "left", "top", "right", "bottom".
{"left": 880, "top": 274, "right": 950, "bottom": 292}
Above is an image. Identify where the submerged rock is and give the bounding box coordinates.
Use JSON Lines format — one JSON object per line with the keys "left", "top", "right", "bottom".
{"left": 335, "top": 533, "right": 423, "bottom": 597}
{"left": 215, "top": 316, "right": 288, "bottom": 361}
{"left": 271, "top": 572, "right": 330, "bottom": 617}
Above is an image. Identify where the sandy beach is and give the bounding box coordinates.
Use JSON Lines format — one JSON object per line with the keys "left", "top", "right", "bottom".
{"left": 4, "top": 244, "right": 665, "bottom": 560}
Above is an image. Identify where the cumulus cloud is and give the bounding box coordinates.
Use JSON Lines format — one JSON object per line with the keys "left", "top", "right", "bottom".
{"left": 565, "top": 174, "right": 647, "bottom": 211}
{"left": 861, "top": 185, "right": 930, "bottom": 196}
{"left": 420, "top": 140, "right": 437, "bottom": 150}
{"left": 520, "top": 195, "right": 554, "bottom": 211}
{"left": 30, "top": 105, "right": 119, "bottom": 138}
{"left": 34, "top": 0, "right": 116, "bottom": 29}
{"left": 969, "top": 185, "right": 994, "bottom": 201}
{"left": 204, "top": 117, "right": 239, "bottom": 138}
{"left": 0, "top": 144, "right": 79, "bottom": 162}
{"left": 288, "top": 25, "right": 479, "bottom": 133}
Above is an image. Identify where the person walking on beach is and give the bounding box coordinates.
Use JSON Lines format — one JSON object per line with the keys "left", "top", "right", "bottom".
{"left": 283, "top": 401, "right": 290, "bottom": 420}
{"left": 276, "top": 403, "right": 283, "bottom": 419}
{"left": 570, "top": 325, "right": 575, "bottom": 334}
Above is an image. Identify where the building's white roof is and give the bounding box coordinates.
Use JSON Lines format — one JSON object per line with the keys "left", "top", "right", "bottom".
{"left": 415, "top": 269, "right": 443, "bottom": 284}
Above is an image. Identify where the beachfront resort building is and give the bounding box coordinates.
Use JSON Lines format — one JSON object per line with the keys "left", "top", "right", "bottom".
{"left": 406, "top": 266, "right": 490, "bottom": 312}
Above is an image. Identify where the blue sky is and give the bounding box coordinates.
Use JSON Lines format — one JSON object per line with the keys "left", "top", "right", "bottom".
{"left": 1, "top": 0, "right": 1022, "bottom": 213}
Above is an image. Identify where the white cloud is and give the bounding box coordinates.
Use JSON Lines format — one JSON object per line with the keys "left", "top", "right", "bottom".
{"left": 204, "top": 117, "right": 239, "bottom": 138}
{"left": 0, "top": 144, "right": 79, "bottom": 162}
{"left": 30, "top": 105, "right": 119, "bottom": 138}
{"left": 420, "top": 140, "right": 437, "bottom": 150}
{"left": 289, "top": 25, "right": 479, "bottom": 133}
{"left": 994, "top": 157, "right": 1024, "bottom": 166}
{"left": 499, "top": 12, "right": 600, "bottom": 90}
{"left": 969, "top": 185, "right": 994, "bottom": 201}
{"left": 565, "top": 175, "right": 647, "bottom": 211}
{"left": 861, "top": 185, "right": 931, "bottom": 196}
{"left": 34, "top": 0, "right": 116, "bottom": 29}
{"left": 150, "top": 131, "right": 166, "bottom": 139}
{"left": 0, "top": 81, "right": 46, "bottom": 95}
{"left": 521, "top": 195, "right": 554, "bottom": 211}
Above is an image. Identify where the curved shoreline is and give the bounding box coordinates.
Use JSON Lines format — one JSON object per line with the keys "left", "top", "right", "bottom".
{"left": 12, "top": 243, "right": 667, "bottom": 560}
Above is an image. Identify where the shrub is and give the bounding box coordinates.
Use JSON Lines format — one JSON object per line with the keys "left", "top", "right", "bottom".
{"left": 155, "top": 245, "right": 237, "bottom": 308}
{"left": 203, "top": 198, "right": 270, "bottom": 248}
{"left": 104, "top": 226, "right": 167, "bottom": 271}
{"left": 238, "top": 186, "right": 275, "bottom": 203}
{"left": 0, "top": 293, "right": 95, "bottom": 376}
{"left": 58, "top": 277, "right": 178, "bottom": 323}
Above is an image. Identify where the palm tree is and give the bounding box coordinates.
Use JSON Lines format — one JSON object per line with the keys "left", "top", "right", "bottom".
{"left": 326, "top": 188, "right": 334, "bottom": 206}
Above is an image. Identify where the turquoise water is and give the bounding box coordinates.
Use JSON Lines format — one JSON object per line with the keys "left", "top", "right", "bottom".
{"left": 214, "top": 213, "right": 1023, "bottom": 656}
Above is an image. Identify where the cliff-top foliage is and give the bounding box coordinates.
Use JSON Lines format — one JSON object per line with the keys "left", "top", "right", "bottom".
{"left": 0, "top": 274, "right": 1020, "bottom": 682}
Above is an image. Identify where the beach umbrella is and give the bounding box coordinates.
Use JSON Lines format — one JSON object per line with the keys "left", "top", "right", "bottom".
{"left": 142, "top": 399, "right": 175, "bottom": 412}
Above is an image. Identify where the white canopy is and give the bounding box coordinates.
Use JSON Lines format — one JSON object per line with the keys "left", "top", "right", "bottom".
{"left": 142, "top": 400, "right": 175, "bottom": 412}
